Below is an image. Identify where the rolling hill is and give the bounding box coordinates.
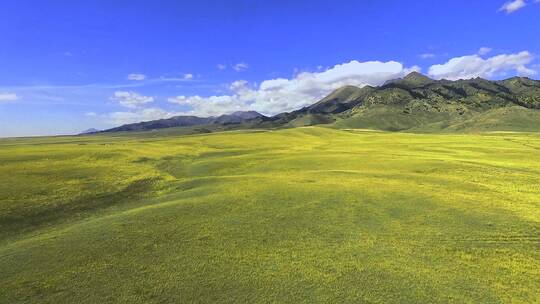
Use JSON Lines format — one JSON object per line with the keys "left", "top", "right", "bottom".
{"left": 1, "top": 127, "right": 539, "bottom": 303}
{"left": 6, "top": 73, "right": 536, "bottom": 303}
{"left": 103, "top": 73, "right": 540, "bottom": 134}
{"left": 264, "top": 72, "right": 540, "bottom": 132}
{"left": 2, "top": 75, "right": 540, "bottom": 303}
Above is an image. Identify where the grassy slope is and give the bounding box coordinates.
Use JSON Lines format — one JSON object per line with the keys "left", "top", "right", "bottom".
{"left": 332, "top": 105, "right": 540, "bottom": 133}
{"left": 1, "top": 127, "right": 539, "bottom": 303}
{"left": 443, "top": 106, "right": 540, "bottom": 132}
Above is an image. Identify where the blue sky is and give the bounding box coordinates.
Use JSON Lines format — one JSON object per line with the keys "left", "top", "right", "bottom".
{"left": 1, "top": 0, "right": 539, "bottom": 137}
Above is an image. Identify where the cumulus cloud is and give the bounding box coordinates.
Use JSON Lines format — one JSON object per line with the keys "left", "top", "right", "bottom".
{"left": 110, "top": 91, "right": 154, "bottom": 108}
{"left": 428, "top": 51, "right": 535, "bottom": 80}
{"left": 0, "top": 92, "right": 18, "bottom": 102}
{"left": 168, "top": 60, "right": 419, "bottom": 116}
{"left": 168, "top": 86, "right": 249, "bottom": 117}
{"left": 478, "top": 47, "right": 492, "bottom": 55}
{"left": 127, "top": 73, "right": 146, "bottom": 81}
{"left": 233, "top": 63, "right": 249, "bottom": 71}
{"left": 183, "top": 73, "right": 194, "bottom": 80}
{"left": 499, "top": 0, "right": 526, "bottom": 13}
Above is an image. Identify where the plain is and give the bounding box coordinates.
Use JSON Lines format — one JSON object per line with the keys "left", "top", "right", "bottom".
{"left": 1, "top": 127, "right": 539, "bottom": 303}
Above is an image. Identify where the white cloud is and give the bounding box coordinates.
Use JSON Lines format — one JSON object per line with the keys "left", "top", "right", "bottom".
{"left": 85, "top": 112, "right": 97, "bottom": 117}
{"left": 183, "top": 73, "right": 194, "bottom": 80}
{"left": 499, "top": 0, "right": 526, "bottom": 13}
{"left": 217, "top": 64, "right": 227, "bottom": 70}
{"left": 127, "top": 73, "right": 147, "bottom": 81}
{"left": 110, "top": 91, "right": 154, "bottom": 108}
{"left": 420, "top": 53, "right": 436, "bottom": 59}
{"left": 478, "top": 47, "right": 492, "bottom": 55}
{"left": 428, "top": 51, "right": 535, "bottom": 80}
{"left": 233, "top": 63, "right": 249, "bottom": 71}
{"left": 0, "top": 92, "right": 18, "bottom": 102}
{"left": 168, "top": 93, "right": 247, "bottom": 117}
{"left": 168, "top": 60, "right": 419, "bottom": 116}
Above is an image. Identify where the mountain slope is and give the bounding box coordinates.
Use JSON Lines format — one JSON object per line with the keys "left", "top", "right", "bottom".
{"left": 292, "top": 73, "right": 540, "bottom": 132}
{"left": 103, "top": 111, "right": 265, "bottom": 132}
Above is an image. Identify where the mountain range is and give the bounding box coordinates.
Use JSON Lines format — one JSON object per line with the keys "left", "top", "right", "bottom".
{"left": 103, "top": 111, "right": 264, "bottom": 132}
{"left": 101, "top": 72, "right": 540, "bottom": 134}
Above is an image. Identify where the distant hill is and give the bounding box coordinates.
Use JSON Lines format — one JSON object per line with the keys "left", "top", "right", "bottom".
{"left": 102, "top": 74, "right": 540, "bottom": 134}
{"left": 102, "top": 111, "right": 265, "bottom": 132}
{"left": 79, "top": 128, "right": 100, "bottom": 135}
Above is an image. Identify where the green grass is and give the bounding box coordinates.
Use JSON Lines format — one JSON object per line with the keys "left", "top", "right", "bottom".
{"left": 333, "top": 105, "right": 540, "bottom": 133}
{"left": 1, "top": 127, "right": 539, "bottom": 303}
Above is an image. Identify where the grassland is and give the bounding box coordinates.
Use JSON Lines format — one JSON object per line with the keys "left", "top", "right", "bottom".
{"left": 1, "top": 127, "right": 539, "bottom": 303}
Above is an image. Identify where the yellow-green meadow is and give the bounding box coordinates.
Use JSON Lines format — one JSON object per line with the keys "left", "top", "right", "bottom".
{"left": 1, "top": 127, "right": 539, "bottom": 303}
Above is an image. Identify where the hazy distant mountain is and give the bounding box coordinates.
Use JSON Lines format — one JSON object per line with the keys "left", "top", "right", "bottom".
{"left": 212, "top": 111, "right": 264, "bottom": 124}
{"left": 102, "top": 111, "right": 265, "bottom": 132}
{"left": 79, "top": 128, "right": 100, "bottom": 134}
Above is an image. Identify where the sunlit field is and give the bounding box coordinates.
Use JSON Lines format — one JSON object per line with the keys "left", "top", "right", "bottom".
{"left": 1, "top": 127, "right": 539, "bottom": 303}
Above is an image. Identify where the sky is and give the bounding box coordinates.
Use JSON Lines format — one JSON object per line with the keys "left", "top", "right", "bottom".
{"left": 1, "top": 0, "right": 539, "bottom": 137}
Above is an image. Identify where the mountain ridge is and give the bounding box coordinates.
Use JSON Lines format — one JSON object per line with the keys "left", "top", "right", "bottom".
{"left": 101, "top": 73, "right": 540, "bottom": 133}
{"left": 257, "top": 73, "right": 540, "bottom": 132}
{"left": 102, "top": 111, "right": 265, "bottom": 133}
